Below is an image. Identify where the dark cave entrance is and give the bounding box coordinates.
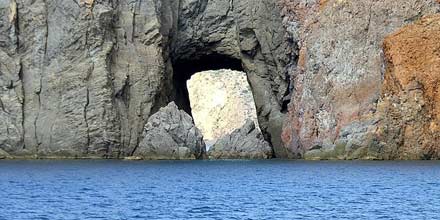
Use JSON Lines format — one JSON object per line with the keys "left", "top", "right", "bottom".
{"left": 172, "top": 54, "right": 244, "bottom": 115}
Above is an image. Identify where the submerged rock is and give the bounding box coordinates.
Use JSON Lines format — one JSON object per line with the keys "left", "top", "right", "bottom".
{"left": 134, "top": 102, "right": 206, "bottom": 160}
{"left": 208, "top": 120, "right": 272, "bottom": 159}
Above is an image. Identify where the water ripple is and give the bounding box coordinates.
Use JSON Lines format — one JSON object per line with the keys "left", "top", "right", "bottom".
{"left": 0, "top": 160, "right": 439, "bottom": 219}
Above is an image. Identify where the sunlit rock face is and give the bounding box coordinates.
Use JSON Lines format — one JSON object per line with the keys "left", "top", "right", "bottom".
{"left": 187, "top": 69, "right": 259, "bottom": 147}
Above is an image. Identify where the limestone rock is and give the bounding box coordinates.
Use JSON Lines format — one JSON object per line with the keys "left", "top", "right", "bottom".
{"left": 208, "top": 120, "right": 272, "bottom": 159}
{"left": 134, "top": 102, "right": 206, "bottom": 160}
{"left": 187, "top": 69, "right": 260, "bottom": 147}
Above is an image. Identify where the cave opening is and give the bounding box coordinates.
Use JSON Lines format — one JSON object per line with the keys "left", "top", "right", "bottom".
{"left": 172, "top": 53, "right": 263, "bottom": 149}
{"left": 172, "top": 54, "right": 243, "bottom": 115}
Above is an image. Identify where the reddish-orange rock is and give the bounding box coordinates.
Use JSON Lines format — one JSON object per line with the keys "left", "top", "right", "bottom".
{"left": 378, "top": 15, "right": 440, "bottom": 159}
{"left": 279, "top": 0, "right": 439, "bottom": 159}
{"left": 383, "top": 15, "right": 440, "bottom": 122}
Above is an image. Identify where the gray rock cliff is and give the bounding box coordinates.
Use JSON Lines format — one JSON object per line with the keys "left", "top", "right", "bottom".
{"left": 0, "top": 0, "right": 290, "bottom": 158}
{"left": 1, "top": 0, "right": 438, "bottom": 160}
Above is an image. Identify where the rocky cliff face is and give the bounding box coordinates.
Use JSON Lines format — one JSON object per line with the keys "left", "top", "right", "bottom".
{"left": 376, "top": 15, "right": 440, "bottom": 159}
{"left": 0, "top": 0, "right": 290, "bottom": 158}
{"left": 1, "top": 0, "right": 439, "bottom": 160}
{"left": 280, "top": 0, "right": 440, "bottom": 159}
{"left": 0, "top": 0, "right": 177, "bottom": 158}
{"left": 172, "top": 0, "right": 292, "bottom": 155}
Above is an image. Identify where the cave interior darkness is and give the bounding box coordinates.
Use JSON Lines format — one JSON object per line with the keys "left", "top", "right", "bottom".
{"left": 172, "top": 53, "right": 244, "bottom": 115}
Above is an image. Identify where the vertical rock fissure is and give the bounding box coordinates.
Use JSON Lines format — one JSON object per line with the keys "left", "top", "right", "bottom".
{"left": 83, "top": 63, "right": 93, "bottom": 155}
{"left": 3, "top": 0, "right": 291, "bottom": 158}
{"left": 129, "top": 130, "right": 136, "bottom": 156}
{"left": 131, "top": 1, "right": 139, "bottom": 43}
{"left": 32, "top": 0, "right": 50, "bottom": 155}
{"left": 226, "top": 0, "right": 233, "bottom": 16}
{"left": 12, "top": 1, "right": 24, "bottom": 150}
{"left": 83, "top": 3, "right": 94, "bottom": 155}
{"left": 19, "top": 65, "right": 25, "bottom": 149}
{"left": 0, "top": 97, "right": 5, "bottom": 113}
{"left": 84, "top": 86, "right": 90, "bottom": 154}
{"left": 107, "top": 43, "right": 121, "bottom": 157}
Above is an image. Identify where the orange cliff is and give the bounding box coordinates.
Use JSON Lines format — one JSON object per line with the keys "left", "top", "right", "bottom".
{"left": 378, "top": 15, "right": 440, "bottom": 159}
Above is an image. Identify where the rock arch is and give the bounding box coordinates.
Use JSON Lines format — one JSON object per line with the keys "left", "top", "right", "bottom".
{"left": 0, "top": 0, "right": 292, "bottom": 158}
{"left": 166, "top": 0, "right": 293, "bottom": 157}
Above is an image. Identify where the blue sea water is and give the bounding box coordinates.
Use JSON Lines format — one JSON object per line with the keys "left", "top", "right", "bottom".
{"left": 0, "top": 160, "right": 439, "bottom": 220}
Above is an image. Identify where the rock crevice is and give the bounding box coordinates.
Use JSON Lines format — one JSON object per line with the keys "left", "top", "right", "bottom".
{"left": 134, "top": 102, "right": 206, "bottom": 160}
{"left": 280, "top": 0, "right": 440, "bottom": 159}
{"left": 1, "top": 0, "right": 438, "bottom": 160}
{"left": 0, "top": 0, "right": 290, "bottom": 159}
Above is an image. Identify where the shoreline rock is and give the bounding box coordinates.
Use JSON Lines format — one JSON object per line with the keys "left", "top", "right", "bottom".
{"left": 0, "top": 148, "right": 11, "bottom": 159}
{"left": 0, "top": 1, "right": 438, "bottom": 160}
{"left": 208, "top": 120, "right": 273, "bottom": 159}
{"left": 133, "top": 102, "right": 206, "bottom": 160}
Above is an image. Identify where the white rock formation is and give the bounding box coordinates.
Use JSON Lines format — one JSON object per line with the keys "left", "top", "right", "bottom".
{"left": 187, "top": 69, "right": 260, "bottom": 147}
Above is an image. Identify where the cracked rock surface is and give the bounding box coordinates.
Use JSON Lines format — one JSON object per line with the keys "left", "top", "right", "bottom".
{"left": 208, "top": 120, "right": 272, "bottom": 159}
{"left": 134, "top": 102, "right": 206, "bottom": 160}
{"left": 1, "top": 0, "right": 439, "bottom": 160}
{"left": 0, "top": 0, "right": 290, "bottom": 159}
{"left": 280, "top": 0, "right": 440, "bottom": 159}
{"left": 375, "top": 15, "right": 440, "bottom": 159}
{"left": 0, "top": 148, "right": 10, "bottom": 159}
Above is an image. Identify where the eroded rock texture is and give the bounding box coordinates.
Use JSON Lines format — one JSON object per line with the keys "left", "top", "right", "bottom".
{"left": 0, "top": 0, "right": 22, "bottom": 155}
{"left": 134, "top": 102, "right": 206, "bottom": 160}
{"left": 280, "top": 0, "right": 440, "bottom": 159}
{"left": 187, "top": 69, "right": 259, "bottom": 147}
{"left": 173, "top": 0, "right": 292, "bottom": 155}
{"left": 0, "top": 148, "right": 10, "bottom": 159}
{"left": 0, "top": 0, "right": 290, "bottom": 158}
{"left": 208, "top": 120, "right": 272, "bottom": 159}
{"left": 376, "top": 15, "right": 440, "bottom": 159}
{"left": 1, "top": 0, "right": 438, "bottom": 160}
{"left": 0, "top": 0, "right": 179, "bottom": 158}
